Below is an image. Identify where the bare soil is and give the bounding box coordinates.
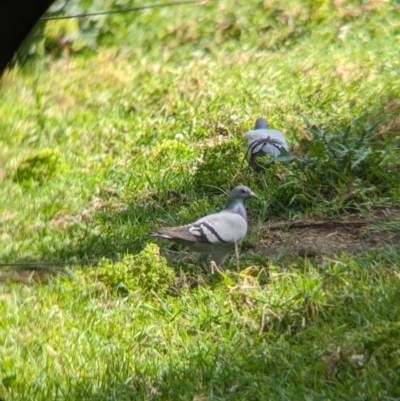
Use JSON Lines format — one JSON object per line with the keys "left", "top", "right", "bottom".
{"left": 258, "top": 213, "right": 400, "bottom": 258}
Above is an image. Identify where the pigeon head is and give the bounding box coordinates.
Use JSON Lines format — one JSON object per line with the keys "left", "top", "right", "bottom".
{"left": 254, "top": 117, "right": 268, "bottom": 130}
{"left": 225, "top": 185, "right": 257, "bottom": 208}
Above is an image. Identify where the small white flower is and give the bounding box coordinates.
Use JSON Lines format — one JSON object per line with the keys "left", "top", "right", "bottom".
{"left": 351, "top": 354, "right": 366, "bottom": 368}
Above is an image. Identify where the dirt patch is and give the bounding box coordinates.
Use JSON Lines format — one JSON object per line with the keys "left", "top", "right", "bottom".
{"left": 258, "top": 216, "right": 400, "bottom": 258}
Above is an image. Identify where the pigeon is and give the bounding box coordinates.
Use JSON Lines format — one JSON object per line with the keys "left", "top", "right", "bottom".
{"left": 149, "top": 185, "right": 257, "bottom": 269}
{"left": 245, "top": 117, "right": 289, "bottom": 166}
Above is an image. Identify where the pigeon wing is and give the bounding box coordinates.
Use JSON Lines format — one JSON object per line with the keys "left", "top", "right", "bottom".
{"left": 190, "top": 211, "right": 247, "bottom": 245}
{"left": 152, "top": 211, "right": 247, "bottom": 247}
{"left": 245, "top": 128, "right": 288, "bottom": 160}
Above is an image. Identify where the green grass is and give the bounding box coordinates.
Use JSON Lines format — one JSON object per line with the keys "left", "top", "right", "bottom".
{"left": 1, "top": 253, "right": 400, "bottom": 400}
{"left": 1, "top": 0, "right": 400, "bottom": 399}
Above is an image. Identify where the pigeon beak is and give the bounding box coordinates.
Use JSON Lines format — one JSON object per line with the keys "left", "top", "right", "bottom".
{"left": 249, "top": 191, "right": 258, "bottom": 199}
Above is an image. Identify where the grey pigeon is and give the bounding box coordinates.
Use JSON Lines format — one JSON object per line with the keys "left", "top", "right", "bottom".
{"left": 245, "top": 117, "right": 288, "bottom": 166}
{"left": 149, "top": 186, "right": 257, "bottom": 268}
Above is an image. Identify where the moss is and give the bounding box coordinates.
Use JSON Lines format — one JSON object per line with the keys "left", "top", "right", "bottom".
{"left": 14, "top": 148, "right": 66, "bottom": 184}
{"left": 193, "top": 140, "right": 243, "bottom": 191}
{"left": 92, "top": 243, "right": 174, "bottom": 296}
{"left": 152, "top": 139, "right": 192, "bottom": 162}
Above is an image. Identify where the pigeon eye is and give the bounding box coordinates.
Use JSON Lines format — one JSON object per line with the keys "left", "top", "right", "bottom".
{"left": 241, "top": 189, "right": 247, "bottom": 194}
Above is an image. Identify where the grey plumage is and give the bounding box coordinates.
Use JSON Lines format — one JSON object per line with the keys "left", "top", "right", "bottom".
{"left": 149, "top": 186, "right": 257, "bottom": 267}
{"left": 245, "top": 117, "right": 288, "bottom": 165}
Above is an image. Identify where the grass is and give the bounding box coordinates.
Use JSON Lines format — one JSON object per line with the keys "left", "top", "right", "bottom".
{"left": 1, "top": 0, "right": 400, "bottom": 399}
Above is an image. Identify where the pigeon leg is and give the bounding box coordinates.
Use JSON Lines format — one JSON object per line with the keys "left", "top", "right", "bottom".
{"left": 210, "top": 261, "right": 224, "bottom": 274}
{"left": 198, "top": 253, "right": 210, "bottom": 273}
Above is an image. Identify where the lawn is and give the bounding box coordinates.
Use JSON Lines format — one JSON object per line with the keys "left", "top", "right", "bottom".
{"left": 1, "top": 0, "right": 400, "bottom": 399}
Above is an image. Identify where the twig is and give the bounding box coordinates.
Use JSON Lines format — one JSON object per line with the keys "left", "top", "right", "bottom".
{"left": 266, "top": 217, "right": 393, "bottom": 231}
{"left": 0, "top": 270, "right": 56, "bottom": 283}
{"left": 40, "top": 0, "right": 215, "bottom": 21}
{"left": 0, "top": 260, "right": 91, "bottom": 269}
